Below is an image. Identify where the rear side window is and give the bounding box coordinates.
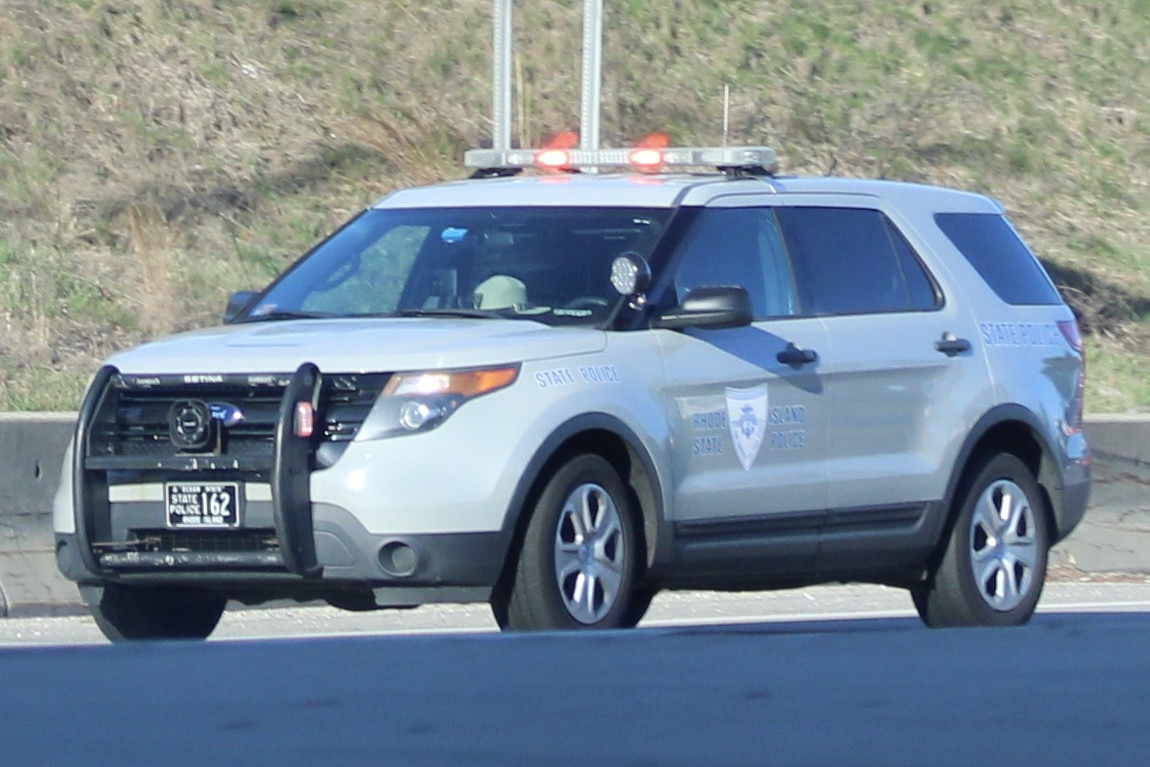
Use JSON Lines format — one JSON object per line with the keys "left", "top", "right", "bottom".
{"left": 775, "top": 207, "right": 941, "bottom": 316}
{"left": 889, "top": 223, "right": 940, "bottom": 311}
{"left": 934, "top": 213, "right": 1062, "bottom": 305}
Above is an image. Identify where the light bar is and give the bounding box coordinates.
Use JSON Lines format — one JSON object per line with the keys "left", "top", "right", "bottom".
{"left": 464, "top": 145, "right": 777, "bottom": 174}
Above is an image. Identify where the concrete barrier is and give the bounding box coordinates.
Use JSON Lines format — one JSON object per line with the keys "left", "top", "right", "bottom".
{"left": 1050, "top": 414, "right": 1150, "bottom": 574}
{"left": 0, "top": 413, "right": 1147, "bottom": 616}
{"left": 0, "top": 413, "right": 80, "bottom": 616}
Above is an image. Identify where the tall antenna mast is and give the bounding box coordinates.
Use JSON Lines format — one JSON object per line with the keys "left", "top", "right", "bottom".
{"left": 492, "top": 0, "right": 513, "bottom": 150}
{"left": 579, "top": 0, "right": 604, "bottom": 153}
{"left": 489, "top": 1, "right": 604, "bottom": 153}
{"left": 723, "top": 84, "right": 730, "bottom": 146}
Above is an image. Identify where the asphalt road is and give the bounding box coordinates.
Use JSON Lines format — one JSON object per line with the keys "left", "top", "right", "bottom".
{"left": 3, "top": 578, "right": 1149, "bottom": 645}
{"left": 2, "top": 581, "right": 1150, "bottom": 766}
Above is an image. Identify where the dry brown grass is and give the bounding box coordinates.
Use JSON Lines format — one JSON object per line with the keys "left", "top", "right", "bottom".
{"left": 126, "top": 203, "right": 177, "bottom": 337}
{"left": 1, "top": 0, "right": 1148, "bottom": 410}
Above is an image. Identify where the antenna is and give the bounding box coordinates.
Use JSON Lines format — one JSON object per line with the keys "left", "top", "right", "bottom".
{"left": 722, "top": 84, "right": 730, "bottom": 147}
{"left": 492, "top": 0, "right": 513, "bottom": 151}
{"left": 579, "top": 0, "right": 604, "bottom": 153}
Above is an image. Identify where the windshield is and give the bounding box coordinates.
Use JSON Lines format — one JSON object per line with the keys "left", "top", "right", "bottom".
{"left": 238, "top": 206, "right": 671, "bottom": 327}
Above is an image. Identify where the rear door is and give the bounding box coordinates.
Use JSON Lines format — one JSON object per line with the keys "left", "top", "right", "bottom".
{"left": 773, "top": 202, "right": 989, "bottom": 565}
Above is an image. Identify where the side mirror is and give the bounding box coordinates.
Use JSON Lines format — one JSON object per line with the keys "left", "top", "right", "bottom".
{"left": 654, "top": 285, "right": 753, "bottom": 330}
{"left": 224, "top": 290, "right": 259, "bottom": 323}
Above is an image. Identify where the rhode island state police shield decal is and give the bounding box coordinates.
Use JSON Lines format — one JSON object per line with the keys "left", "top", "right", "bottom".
{"left": 725, "top": 384, "right": 768, "bottom": 471}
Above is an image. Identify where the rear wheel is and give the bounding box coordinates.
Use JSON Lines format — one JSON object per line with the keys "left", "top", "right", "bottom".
{"left": 496, "top": 454, "right": 641, "bottom": 631}
{"left": 90, "top": 583, "right": 227, "bottom": 641}
{"left": 913, "top": 453, "right": 1049, "bottom": 628}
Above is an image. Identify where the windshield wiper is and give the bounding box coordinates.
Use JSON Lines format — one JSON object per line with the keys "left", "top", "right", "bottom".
{"left": 235, "top": 310, "right": 334, "bottom": 323}
{"left": 393, "top": 308, "right": 502, "bottom": 319}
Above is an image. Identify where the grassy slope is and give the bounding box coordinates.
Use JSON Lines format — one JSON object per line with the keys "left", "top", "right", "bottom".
{"left": 0, "top": 0, "right": 1147, "bottom": 410}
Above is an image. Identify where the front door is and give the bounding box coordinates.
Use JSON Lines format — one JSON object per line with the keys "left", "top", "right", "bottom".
{"left": 653, "top": 202, "right": 830, "bottom": 569}
{"left": 658, "top": 321, "right": 829, "bottom": 522}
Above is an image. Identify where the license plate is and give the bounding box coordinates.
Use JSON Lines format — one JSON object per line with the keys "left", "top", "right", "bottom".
{"left": 165, "top": 482, "right": 241, "bottom": 529}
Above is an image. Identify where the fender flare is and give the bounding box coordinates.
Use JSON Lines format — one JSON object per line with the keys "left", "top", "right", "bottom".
{"left": 942, "top": 402, "right": 1061, "bottom": 518}
{"left": 499, "top": 413, "right": 672, "bottom": 573}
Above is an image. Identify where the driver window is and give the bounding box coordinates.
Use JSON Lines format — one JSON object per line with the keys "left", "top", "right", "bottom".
{"left": 670, "top": 208, "right": 798, "bottom": 319}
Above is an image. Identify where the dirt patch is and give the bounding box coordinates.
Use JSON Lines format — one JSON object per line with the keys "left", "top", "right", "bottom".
{"left": 1047, "top": 561, "right": 1150, "bottom": 583}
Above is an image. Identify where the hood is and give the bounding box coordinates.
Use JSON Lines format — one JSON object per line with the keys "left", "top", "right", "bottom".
{"left": 107, "top": 318, "right": 607, "bottom": 375}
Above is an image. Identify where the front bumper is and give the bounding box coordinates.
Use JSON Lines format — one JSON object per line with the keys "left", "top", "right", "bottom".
{"left": 60, "top": 364, "right": 512, "bottom": 606}
{"left": 56, "top": 522, "right": 510, "bottom": 607}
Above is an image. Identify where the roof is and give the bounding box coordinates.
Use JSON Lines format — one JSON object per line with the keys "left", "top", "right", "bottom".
{"left": 372, "top": 171, "right": 1002, "bottom": 214}
{"left": 373, "top": 173, "right": 718, "bottom": 208}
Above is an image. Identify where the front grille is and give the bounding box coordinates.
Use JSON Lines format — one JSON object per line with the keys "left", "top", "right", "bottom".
{"left": 89, "top": 372, "right": 388, "bottom": 462}
{"left": 112, "top": 386, "right": 283, "bottom": 460}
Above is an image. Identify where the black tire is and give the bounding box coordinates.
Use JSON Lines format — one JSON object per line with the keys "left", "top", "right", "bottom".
{"left": 490, "top": 584, "right": 658, "bottom": 630}
{"left": 489, "top": 590, "right": 511, "bottom": 630}
{"left": 913, "top": 453, "right": 1049, "bottom": 628}
{"left": 619, "top": 584, "right": 658, "bottom": 628}
{"left": 497, "top": 454, "right": 641, "bottom": 631}
{"left": 91, "top": 583, "right": 227, "bottom": 641}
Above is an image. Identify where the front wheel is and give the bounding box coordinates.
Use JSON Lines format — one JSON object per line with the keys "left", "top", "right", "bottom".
{"left": 913, "top": 453, "right": 1049, "bottom": 628}
{"left": 496, "top": 454, "right": 641, "bottom": 631}
{"left": 89, "top": 583, "right": 227, "bottom": 641}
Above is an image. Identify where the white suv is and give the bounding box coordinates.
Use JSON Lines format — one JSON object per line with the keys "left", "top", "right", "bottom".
{"left": 54, "top": 145, "right": 1091, "bottom": 639}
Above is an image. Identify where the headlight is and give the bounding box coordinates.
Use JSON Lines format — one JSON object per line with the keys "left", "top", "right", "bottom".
{"left": 361, "top": 364, "right": 520, "bottom": 439}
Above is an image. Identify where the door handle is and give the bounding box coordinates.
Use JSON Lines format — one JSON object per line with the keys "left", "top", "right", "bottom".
{"left": 934, "top": 333, "right": 971, "bottom": 357}
{"left": 777, "top": 343, "right": 818, "bottom": 366}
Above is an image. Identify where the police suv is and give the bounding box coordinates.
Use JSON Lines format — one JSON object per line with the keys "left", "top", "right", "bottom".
{"left": 54, "top": 143, "right": 1091, "bottom": 639}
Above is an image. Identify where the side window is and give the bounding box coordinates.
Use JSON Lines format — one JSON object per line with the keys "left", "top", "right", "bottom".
{"left": 934, "top": 212, "right": 1062, "bottom": 305}
{"left": 757, "top": 212, "right": 800, "bottom": 317}
{"left": 302, "top": 224, "right": 428, "bottom": 315}
{"left": 776, "top": 207, "right": 939, "bottom": 316}
{"left": 887, "top": 220, "right": 942, "bottom": 311}
{"left": 669, "top": 208, "right": 798, "bottom": 319}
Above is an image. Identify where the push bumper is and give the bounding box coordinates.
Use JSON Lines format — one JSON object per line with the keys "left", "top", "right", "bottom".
{"left": 62, "top": 363, "right": 512, "bottom": 606}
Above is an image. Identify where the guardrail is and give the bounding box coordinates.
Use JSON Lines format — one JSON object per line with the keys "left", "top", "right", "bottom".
{"left": 1, "top": 413, "right": 1147, "bottom": 616}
